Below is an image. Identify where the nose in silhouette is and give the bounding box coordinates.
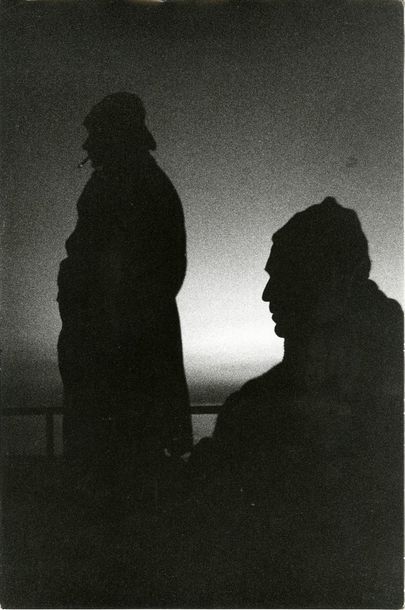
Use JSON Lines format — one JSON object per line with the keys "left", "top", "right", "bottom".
{"left": 262, "top": 279, "right": 271, "bottom": 303}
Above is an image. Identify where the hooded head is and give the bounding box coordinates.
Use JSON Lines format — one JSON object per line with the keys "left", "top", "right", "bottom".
{"left": 82, "top": 92, "right": 157, "bottom": 167}
{"left": 262, "top": 197, "right": 371, "bottom": 338}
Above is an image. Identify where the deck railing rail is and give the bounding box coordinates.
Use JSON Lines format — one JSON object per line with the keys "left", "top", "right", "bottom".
{"left": 1, "top": 405, "right": 220, "bottom": 457}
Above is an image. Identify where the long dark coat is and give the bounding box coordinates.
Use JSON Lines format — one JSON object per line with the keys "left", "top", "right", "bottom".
{"left": 57, "top": 152, "right": 192, "bottom": 456}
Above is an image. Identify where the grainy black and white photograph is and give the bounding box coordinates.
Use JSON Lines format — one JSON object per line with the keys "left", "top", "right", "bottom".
{"left": 1, "top": 0, "right": 403, "bottom": 607}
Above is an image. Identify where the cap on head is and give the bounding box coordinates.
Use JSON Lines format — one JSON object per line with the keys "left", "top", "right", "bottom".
{"left": 272, "top": 197, "right": 371, "bottom": 281}
{"left": 84, "top": 92, "right": 156, "bottom": 150}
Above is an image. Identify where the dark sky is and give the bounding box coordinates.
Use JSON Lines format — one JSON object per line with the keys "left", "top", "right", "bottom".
{"left": 1, "top": 0, "right": 403, "bottom": 409}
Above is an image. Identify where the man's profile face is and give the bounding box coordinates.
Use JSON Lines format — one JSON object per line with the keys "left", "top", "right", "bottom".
{"left": 262, "top": 242, "right": 320, "bottom": 338}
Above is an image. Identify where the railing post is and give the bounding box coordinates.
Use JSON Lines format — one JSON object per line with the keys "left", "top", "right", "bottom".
{"left": 46, "top": 413, "right": 54, "bottom": 458}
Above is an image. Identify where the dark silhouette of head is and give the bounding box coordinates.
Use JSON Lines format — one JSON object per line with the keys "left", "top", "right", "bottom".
{"left": 262, "top": 197, "right": 371, "bottom": 339}
{"left": 82, "top": 92, "right": 157, "bottom": 167}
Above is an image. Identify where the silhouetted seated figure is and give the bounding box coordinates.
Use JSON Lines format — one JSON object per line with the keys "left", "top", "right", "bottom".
{"left": 57, "top": 93, "right": 192, "bottom": 495}
{"left": 167, "top": 198, "right": 403, "bottom": 608}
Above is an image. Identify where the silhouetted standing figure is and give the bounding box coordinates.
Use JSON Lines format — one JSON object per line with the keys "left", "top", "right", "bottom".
{"left": 172, "top": 198, "right": 403, "bottom": 608}
{"left": 57, "top": 93, "right": 192, "bottom": 479}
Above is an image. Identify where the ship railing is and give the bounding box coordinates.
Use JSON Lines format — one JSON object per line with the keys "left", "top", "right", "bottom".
{"left": 1, "top": 405, "right": 220, "bottom": 457}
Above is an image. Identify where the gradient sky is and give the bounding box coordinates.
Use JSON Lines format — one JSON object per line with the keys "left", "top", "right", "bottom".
{"left": 1, "top": 0, "right": 403, "bottom": 413}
